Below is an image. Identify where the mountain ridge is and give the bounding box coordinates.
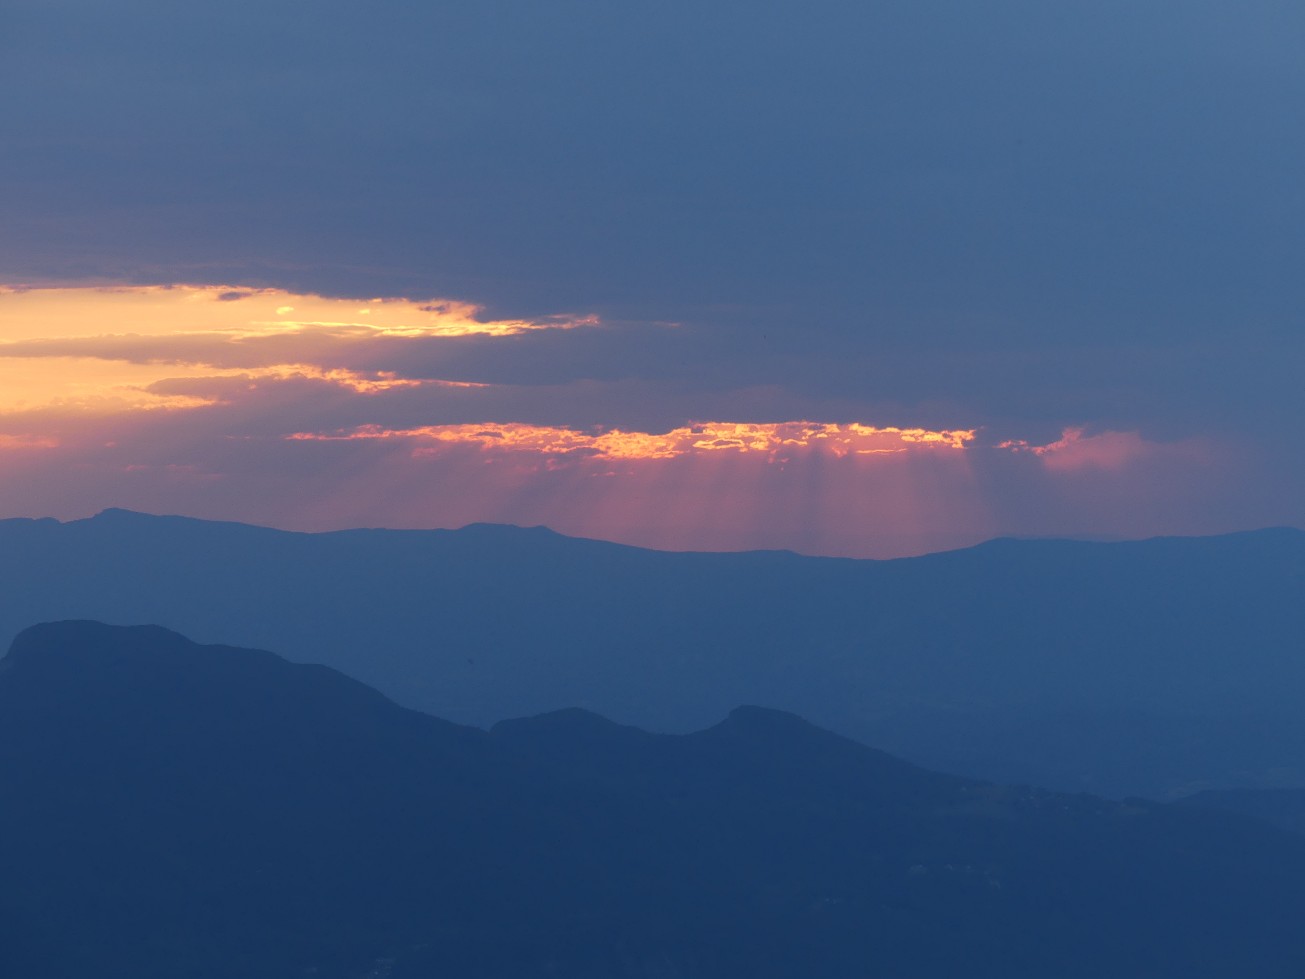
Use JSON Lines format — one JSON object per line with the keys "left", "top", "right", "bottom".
{"left": 4, "top": 620, "right": 1305, "bottom": 979}
{"left": 13, "top": 505, "right": 1304, "bottom": 557}
{"left": 2, "top": 510, "right": 1303, "bottom": 797}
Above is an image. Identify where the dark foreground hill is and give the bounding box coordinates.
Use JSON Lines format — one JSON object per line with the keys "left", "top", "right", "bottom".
{"left": 2, "top": 510, "right": 1304, "bottom": 797}
{"left": 2, "top": 621, "right": 1305, "bottom": 979}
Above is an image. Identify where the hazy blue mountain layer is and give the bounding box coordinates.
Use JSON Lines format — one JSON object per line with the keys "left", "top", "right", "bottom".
{"left": 1179, "top": 788, "right": 1305, "bottom": 836}
{"left": 3, "top": 621, "right": 1304, "bottom": 979}
{"left": 1, "top": 510, "right": 1303, "bottom": 797}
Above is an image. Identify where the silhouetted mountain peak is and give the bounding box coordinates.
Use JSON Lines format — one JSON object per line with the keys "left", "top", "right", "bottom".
{"left": 725, "top": 703, "right": 817, "bottom": 727}
{"left": 3, "top": 620, "right": 195, "bottom": 674}
{"left": 457, "top": 521, "right": 562, "bottom": 538}
{"left": 706, "top": 704, "right": 868, "bottom": 748}
{"left": 492, "top": 706, "right": 648, "bottom": 740}
{"left": 88, "top": 507, "right": 212, "bottom": 527}
{"left": 8, "top": 617, "right": 258, "bottom": 661}
{"left": 92, "top": 506, "right": 150, "bottom": 519}
{"left": 0, "top": 620, "right": 441, "bottom": 742}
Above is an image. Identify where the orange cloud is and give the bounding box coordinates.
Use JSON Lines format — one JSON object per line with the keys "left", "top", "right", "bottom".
{"left": 273, "top": 419, "right": 992, "bottom": 557}
{"left": 287, "top": 421, "right": 976, "bottom": 462}
{"left": 0, "top": 283, "right": 595, "bottom": 342}
{"left": 0, "top": 357, "right": 462, "bottom": 416}
{"left": 0, "top": 283, "right": 582, "bottom": 415}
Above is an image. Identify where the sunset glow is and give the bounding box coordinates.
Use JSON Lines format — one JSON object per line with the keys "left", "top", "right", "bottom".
{"left": 0, "top": 283, "right": 589, "bottom": 413}
{"left": 0, "top": 279, "right": 1238, "bottom": 557}
{"left": 0, "top": 284, "right": 595, "bottom": 341}
{"left": 1, "top": 0, "right": 1300, "bottom": 564}
{"left": 287, "top": 422, "right": 977, "bottom": 461}
{"left": 998, "top": 428, "right": 1208, "bottom": 472}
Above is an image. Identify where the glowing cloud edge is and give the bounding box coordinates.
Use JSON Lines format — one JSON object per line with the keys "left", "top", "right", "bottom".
{"left": 285, "top": 422, "right": 978, "bottom": 461}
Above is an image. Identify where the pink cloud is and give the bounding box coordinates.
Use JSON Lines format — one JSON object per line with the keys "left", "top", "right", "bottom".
{"left": 999, "top": 427, "right": 1208, "bottom": 472}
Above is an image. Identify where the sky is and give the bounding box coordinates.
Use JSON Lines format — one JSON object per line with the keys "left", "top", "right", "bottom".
{"left": 1, "top": 0, "right": 1302, "bottom": 557}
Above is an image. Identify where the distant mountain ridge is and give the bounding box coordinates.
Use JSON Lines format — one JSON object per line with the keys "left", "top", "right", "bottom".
{"left": 4, "top": 620, "right": 1305, "bottom": 978}
{"left": 1, "top": 510, "right": 1303, "bottom": 797}
{"left": 1179, "top": 787, "right": 1305, "bottom": 836}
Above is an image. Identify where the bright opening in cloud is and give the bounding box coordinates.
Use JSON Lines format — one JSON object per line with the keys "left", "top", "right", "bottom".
{"left": 0, "top": 283, "right": 595, "bottom": 341}
{"left": 0, "top": 283, "right": 593, "bottom": 413}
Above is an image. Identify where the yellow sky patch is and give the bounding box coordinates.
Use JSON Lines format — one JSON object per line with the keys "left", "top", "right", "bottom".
{"left": 0, "top": 283, "right": 586, "bottom": 414}
{"left": 0, "top": 283, "right": 595, "bottom": 341}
